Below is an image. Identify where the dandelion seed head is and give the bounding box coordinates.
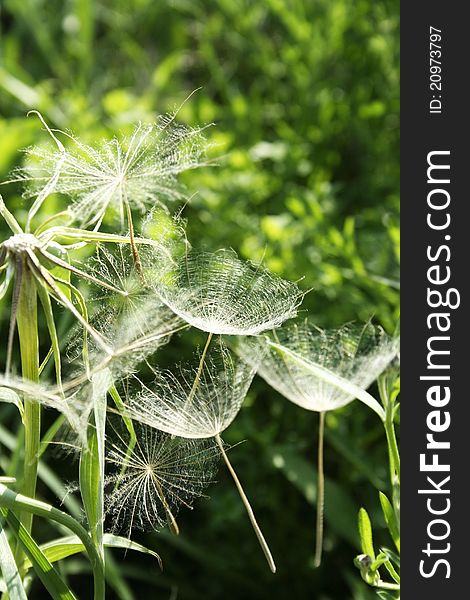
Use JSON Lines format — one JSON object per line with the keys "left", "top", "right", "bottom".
{"left": 124, "top": 341, "right": 255, "bottom": 438}
{"left": 155, "top": 249, "right": 303, "bottom": 336}
{"left": 64, "top": 244, "right": 186, "bottom": 381}
{"left": 105, "top": 423, "right": 218, "bottom": 536}
{"left": 18, "top": 116, "right": 209, "bottom": 228}
{"left": 239, "top": 322, "right": 399, "bottom": 412}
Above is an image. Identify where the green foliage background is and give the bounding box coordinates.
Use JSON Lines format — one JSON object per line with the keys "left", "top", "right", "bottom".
{"left": 0, "top": 1, "right": 399, "bottom": 598}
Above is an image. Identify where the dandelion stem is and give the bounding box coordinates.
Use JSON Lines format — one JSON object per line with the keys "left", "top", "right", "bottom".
{"left": 152, "top": 473, "right": 180, "bottom": 536}
{"left": 215, "top": 434, "right": 276, "bottom": 573}
{"left": 186, "top": 332, "right": 213, "bottom": 405}
{"left": 313, "top": 411, "right": 325, "bottom": 568}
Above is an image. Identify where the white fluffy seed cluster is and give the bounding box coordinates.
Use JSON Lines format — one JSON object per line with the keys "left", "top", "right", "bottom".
{"left": 17, "top": 117, "right": 208, "bottom": 227}
{"left": 238, "top": 321, "right": 399, "bottom": 412}
{"left": 154, "top": 248, "right": 304, "bottom": 336}
{"left": 125, "top": 340, "right": 256, "bottom": 439}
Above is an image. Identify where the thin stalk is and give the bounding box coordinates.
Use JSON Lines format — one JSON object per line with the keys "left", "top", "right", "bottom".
{"left": 0, "top": 483, "right": 105, "bottom": 600}
{"left": 124, "top": 197, "right": 144, "bottom": 282}
{"left": 152, "top": 474, "right": 179, "bottom": 536}
{"left": 313, "top": 411, "right": 325, "bottom": 568}
{"left": 186, "top": 332, "right": 213, "bottom": 405}
{"left": 215, "top": 434, "right": 276, "bottom": 573}
{"left": 15, "top": 265, "right": 40, "bottom": 546}
{"left": 384, "top": 403, "right": 400, "bottom": 484}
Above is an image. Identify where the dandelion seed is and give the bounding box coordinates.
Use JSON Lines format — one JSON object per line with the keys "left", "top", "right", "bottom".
{"left": 125, "top": 341, "right": 255, "bottom": 439}
{"left": 154, "top": 248, "right": 303, "bottom": 336}
{"left": 123, "top": 341, "right": 277, "bottom": 573}
{"left": 17, "top": 117, "right": 209, "bottom": 229}
{"left": 240, "top": 321, "right": 399, "bottom": 414}
{"left": 64, "top": 244, "right": 187, "bottom": 385}
{"left": 105, "top": 423, "right": 218, "bottom": 538}
{"left": 238, "top": 321, "right": 399, "bottom": 567}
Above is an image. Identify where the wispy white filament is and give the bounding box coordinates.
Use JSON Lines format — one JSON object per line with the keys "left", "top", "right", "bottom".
{"left": 239, "top": 321, "right": 399, "bottom": 414}
{"left": 16, "top": 116, "right": 209, "bottom": 228}
{"left": 124, "top": 340, "right": 256, "bottom": 438}
{"left": 105, "top": 424, "right": 218, "bottom": 537}
{"left": 155, "top": 248, "right": 303, "bottom": 336}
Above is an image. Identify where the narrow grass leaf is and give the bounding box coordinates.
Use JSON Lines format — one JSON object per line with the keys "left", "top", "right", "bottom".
{"left": 79, "top": 371, "right": 110, "bottom": 560}
{"left": 4, "top": 508, "right": 77, "bottom": 600}
{"left": 37, "top": 283, "right": 62, "bottom": 389}
{"left": 21, "top": 534, "right": 161, "bottom": 570}
{"left": 0, "top": 511, "right": 27, "bottom": 600}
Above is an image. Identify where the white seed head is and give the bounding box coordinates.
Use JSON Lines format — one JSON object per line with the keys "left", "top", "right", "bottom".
{"left": 239, "top": 321, "right": 399, "bottom": 412}
{"left": 154, "top": 248, "right": 304, "bottom": 336}
{"left": 18, "top": 117, "right": 208, "bottom": 228}
{"left": 105, "top": 423, "right": 218, "bottom": 536}
{"left": 76, "top": 244, "right": 186, "bottom": 378}
{"left": 124, "top": 340, "right": 256, "bottom": 438}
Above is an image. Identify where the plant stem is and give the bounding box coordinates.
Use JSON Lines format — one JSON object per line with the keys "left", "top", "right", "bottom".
{"left": 215, "top": 434, "right": 276, "bottom": 573}
{"left": 313, "top": 411, "right": 325, "bottom": 568}
{"left": 15, "top": 265, "right": 40, "bottom": 549}
{"left": 124, "top": 194, "right": 144, "bottom": 282}
{"left": 0, "top": 483, "right": 105, "bottom": 600}
{"left": 186, "top": 332, "right": 213, "bottom": 405}
{"left": 384, "top": 402, "right": 400, "bottom": 484}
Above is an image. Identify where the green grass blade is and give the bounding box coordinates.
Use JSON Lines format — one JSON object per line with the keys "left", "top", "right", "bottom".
{"left": 0, "top": 482, "right": 105, "bottom": 600}
{"left": 37, "top": 283, "right": 63, "bottom": 390}
{"left": 3, "top": 508, "right": 77, "bottom": 600}
{"left": 109, "top": 385, "right": 137, "bottom": 477}
{"left": 0, "top": 511, "right": 28, "bottom": 600}
{"left": 21, "top": 534, "right": 161, "bottom": 570}
{"left": 0, "top": 423, "right": 82, "bottom": 520}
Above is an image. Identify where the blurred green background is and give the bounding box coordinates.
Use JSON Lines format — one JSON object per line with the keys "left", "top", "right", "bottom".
{"left": 0, "top": 1, "right": 399, "bottom": 598}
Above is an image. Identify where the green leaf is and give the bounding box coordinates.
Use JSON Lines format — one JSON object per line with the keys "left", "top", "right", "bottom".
{"left": 0, "top": 512, "right": 28, "bottom": 600}
{"left": 109, "top": 385, "right": 137, "bottom": 477}
{"left": 0, "top": 423, "right": 82, "bottom": 519}
{"left": 379, "top": 492, "right": 400, "bottom": 553}
{"left": 3, "top": 508, "right": 77, "bottom": 600}
{"left": 37, "top": 283, "right": 63, "bottom": 389}
{"left": 358, "top": 507, "right": 375, "bottom": 560}
{"left": 102, "top": 535, "right": 162, "bottom": 569}
{"left": 0, "top": 482, "right": 105, "bottom": 600}
{"left": 22, "top": 534, "right": 162, "bottom": 571}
